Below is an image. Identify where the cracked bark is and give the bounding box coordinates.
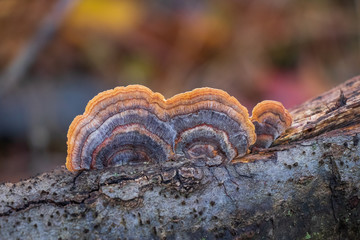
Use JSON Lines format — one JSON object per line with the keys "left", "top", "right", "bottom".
{"left": 1, "top": 77, "right": 360, "bottom": 240}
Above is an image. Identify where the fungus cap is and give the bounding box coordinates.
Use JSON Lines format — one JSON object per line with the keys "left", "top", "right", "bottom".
{"left": 251, "top": 100, "right": 292, "bottom": 148}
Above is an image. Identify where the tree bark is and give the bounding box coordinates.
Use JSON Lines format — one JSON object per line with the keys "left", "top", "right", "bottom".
{"left": 1, "top": 77, "right": 360, "bottom": 240}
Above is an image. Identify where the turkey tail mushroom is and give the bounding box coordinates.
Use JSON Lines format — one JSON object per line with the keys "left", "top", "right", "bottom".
{"left": 168, "top": 88, "right": 256, "bottom": 166}
{"left": 251, "top": 100, "right": 292, "bottom": 148}
{"left": 66, "top": 85, "right": 174, "bottom": 172}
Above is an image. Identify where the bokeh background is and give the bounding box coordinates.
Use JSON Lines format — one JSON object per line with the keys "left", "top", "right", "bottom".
{"left": 0, "top": 0, "right": 359, "bottom": 182}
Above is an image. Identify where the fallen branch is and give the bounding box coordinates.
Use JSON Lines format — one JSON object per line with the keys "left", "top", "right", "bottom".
{"left": 1, "top": 77, "right": 360, "bottom": 239}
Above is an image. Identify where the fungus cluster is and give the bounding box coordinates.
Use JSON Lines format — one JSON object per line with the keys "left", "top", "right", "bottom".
{"left": 66, "top": 85, "right": 292, "bottom": 172}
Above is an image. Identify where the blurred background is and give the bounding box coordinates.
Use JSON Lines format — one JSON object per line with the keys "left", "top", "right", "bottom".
{"left": 0, "top": 0, "right": 359, "bottom": 182}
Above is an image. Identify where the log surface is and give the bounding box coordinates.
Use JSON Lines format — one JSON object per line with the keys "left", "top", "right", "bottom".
{"left": 1, "top": 77, "right": 360, "bottom": 240}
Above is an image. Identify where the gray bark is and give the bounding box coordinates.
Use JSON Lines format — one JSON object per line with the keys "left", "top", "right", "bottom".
{"left": 1, "top": 77, "right": 360, "bottom": 240}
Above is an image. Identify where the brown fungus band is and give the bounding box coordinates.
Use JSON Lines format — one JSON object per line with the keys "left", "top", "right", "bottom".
{"left": 66, "top": 85, "right": 291, "bottom": 172}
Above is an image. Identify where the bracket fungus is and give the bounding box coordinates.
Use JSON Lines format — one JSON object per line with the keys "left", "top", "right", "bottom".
{"left": 251, "top": 100, "right": 292, "bottom": 148}
{"left": 66, "top": 85, "right": 291, "bottom": 172}
{"left": 168, "top": 88, "right": 256, "bottom": 166}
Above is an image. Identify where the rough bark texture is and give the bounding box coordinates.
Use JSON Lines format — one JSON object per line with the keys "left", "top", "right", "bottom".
{"left": 1, "top": 77, "right": 360, "bottom": 240}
